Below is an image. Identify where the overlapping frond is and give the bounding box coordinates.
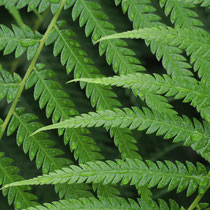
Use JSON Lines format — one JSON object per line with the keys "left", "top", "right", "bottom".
{"left": 7, "top": 107, "right": 72, "bottom": 173}
{"left": 24, "top": 196, "right": 181, "bottom": 210}
{"left": 26, "top": 64, "right": 121, "bottom": 197}
{"left": 72, "top": 73, "right": 210, "bottom": 121}
{"left": 98, "top": 26, "right": 210, "bottom": 83}
{"left": 7, "top": 107, "right": 93, "bottom": 199}
{"left": 0, "top": 68, "right": 21, "bottom": 103}
{"left": 33, "top": 107, "right": 210, "bottom": 162}
{"left": 4, "top": 159, "right": 210, "bottom": 197}
{"left": 45, "top": 24, "right": 141, "bottom": 159}
{"left": 114, "top": 0, "right": 196, "bottom": 80}
{"left": 159, "top": 0, "right": 203, "bottom": 29}
{"left": 26, "top": 64, "right": 103, "bottom": 163}
{"left": 0, "top": 152, "right": 39, "bottom": 209}
{"left": 114, "top": 0, "right": 162, "bottom": 29}
{"left": 0, "top": 24, "right": 41, "bottom": 60}
{"left": 67, "top": 0, "right": 145, "bottom": 75}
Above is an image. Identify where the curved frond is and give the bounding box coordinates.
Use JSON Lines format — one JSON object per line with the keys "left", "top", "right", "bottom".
{"left": 98, "top": 26, "right": 210, "bottom": 83}
{"left": 159, "top": 0, "right": 203, "bottom": 29}
{"left": 26, "top": 63, "right": 103, "bottom": 163}
{"left": 33, "top": 107, "right": 210, "bottom": 162}
{"left": 25, "top": 64, "right": 117, "bottom": 197}
{"left": 45, "top": 25, "right": 141, "bottom": 159}
{"left": 0, "top": 152, "right": 39, "bottom": 209}
{"left": 68, "top": 0, "right": 145, "bottom": 75}
{"left": 114, "top": 0, "right": 162, "bottom": 29}
{"left": 24, "top": 196, "right": 181, "bottom": 210}
{"left": 0, "top": 24, "right": 41, "bottom": 60}
{"left": 3, "top": 159, "right": 210, "bottom": 197}
{"left": 0, "top": 68, "right": 21, "bottom": 103}
{"left": 71, "top": 73, "right": 210, "bottom": 121}
{"left": 7, "top": 107, "right": 92, "bottom": 199}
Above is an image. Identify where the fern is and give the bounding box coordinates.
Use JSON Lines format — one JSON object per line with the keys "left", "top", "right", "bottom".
{"left": 3, "top": 159, "right": 210, "bottom": 197}
{"left": 32, "top": 107, "right": 210, "bottom": 162}
{"left": 0, "top": 24, "right": 41, "bottom": 60}
{"left": 0, "top": 152, "right": 39, "bottom": 209}
{"left": 0, "top": 68, "right": 21, "bottom": 103}
{"left": 159, "top": 0, "right": 204, "bottom": 29}
{"left": 23, "top": 196, "right": 182, "bottom": 210}
{"left": 45, "top": 23, "right": 141, "bottom": 160}
{"left": 71, "top": 73, "right": 210, "bottom": 121}
{"left": 0, "top": 0, "right": 209, "bottom": 209}
{"left": 98, "top": 26, "right": 210, "bottom": 83}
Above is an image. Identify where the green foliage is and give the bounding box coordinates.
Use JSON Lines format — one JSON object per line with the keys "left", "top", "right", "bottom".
{"left": 0, "top": 68, "right": 21, "bottom": 103}
{"left": 0, "top": 152, "right": 39, "bottom": 209}
{"left": 0, "top": 0, "right": 209, "bottom": 209}
{"left": 71, "top": 73, "right": 210, "bottom": 122}
{"left": 33, "top": 107, "right": 210, "bottom": 162}
{"left": 25, "top": 196, "right": 182, "bottom": 210}
{"left": 0, "top": 24, "right": 41, "bottom": 60}
{"left": 3, "top": 159, "right": 209, "bottom": 197}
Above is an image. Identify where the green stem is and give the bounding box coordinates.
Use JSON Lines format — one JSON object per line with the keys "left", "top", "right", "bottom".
{"left": 188, "top": 185, "right": 209, "bottom": 210}
{"left": 0, "top": 0, "right": 66, "bottom": 141}
{"left": 8, "top": 6, "right": 25, "bottom": 29}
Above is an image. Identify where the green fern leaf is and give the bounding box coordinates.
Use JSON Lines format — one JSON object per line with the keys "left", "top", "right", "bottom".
{"left": 68, "top": 0, "right": 145, "bottom": 75}
{"left": 25, "top": 64, "right": 118, "bottom": 197}
{"left": 32, "top": 107, "right": 210, "bottom": 162}
{"left": 159, "top": 0, "right": 204, "bottom": 29}
{"left": 0, "top": 68, "right": 21, "bottom": 103}
{"left": 25, "top": 63, "right": 103, "bottom": 163}
{"left": 7, "top": 107, "right": 93, "bottom": 199}
{"left": 45, "top": 24, "right": 141, "bottom": 160}
{"left": 0, "top": 24, "right": 41, "bottom": 60}
{"left": 178, "top": 0, "right": 210, "bottom": 8}
{"left": 98, "top": 26, "right": 210, "bottom": 83}
{"left": 0, "top": 152, "right": 39, "bottom": 209}
{"left": 71, "top": 73, "right": 210, "bottom": 121}
{"left": 7, "top": 107, "right": 72, "bottom": 173}
{"left": 3, "top": 159, "right": 209, "bottom": 197}
{"left": 114, "top": 0, "right": 162, "bottom": 28}
{"left": 0, "top": 0, "right": 59, "bottom": 13}
{"left": 23, "top": 196, "right": 181, "bottom": 210}
{"left": 114, "top": 0, "right": 195, "bottom": 81}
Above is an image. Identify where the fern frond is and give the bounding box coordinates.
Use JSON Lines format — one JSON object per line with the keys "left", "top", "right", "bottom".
{"left": 114, "top": 0, "right": 162, "bottom": 29}
{"left": 33, "top": 107, "right": 210, "bottom": 162}
{"left": 159, "top": 0, "right": 203, "bottom": 29}
{"left": 7, "top": 107, "right": 93, "bottom": 199}
{"left": 1, "top": 0, "right": 54, "bottom": 13}
{"left": 24, "top": 196, "right": 181, "bottom": 210}
{"left": 0, "top": 24, "right": 41, "bottom": 60}
{"left": 71, "top": 73, "right": 210, "bottom": 121}
{"left": 114, "top": 0, "right": 197, "bottom": 81}
{"left": 0, "top": 68, "right": 21, "bottom": 103}
{"left": 68, "top": 0, "right": 145, "bottom": 75}
{"left": 45, "top": 25, "right": 141, "bottom": 160}
{"left": 0, "top": 152, "right": 39, "bottom": 209}
{"left": 98, "top": 26, "right": 210, "bottom": 83}
{"left": 178, "top": 0, "right": 210, "bottom": 8}
{"left": 26, "top": 64, "right": 121, "bottom": 197}
{"left": 7, "top": 107, "right": 71, "bottom": 173}
{"left": 4, "top": 159, "right": 210, "bottom": 197}
{"left": 26, "top": 63, "right": 103, "bottom": 163}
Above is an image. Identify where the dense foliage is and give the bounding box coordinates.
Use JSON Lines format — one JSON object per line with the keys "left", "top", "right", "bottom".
{"left": 0, "top": 0, "right": 209, "bottom": 209}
